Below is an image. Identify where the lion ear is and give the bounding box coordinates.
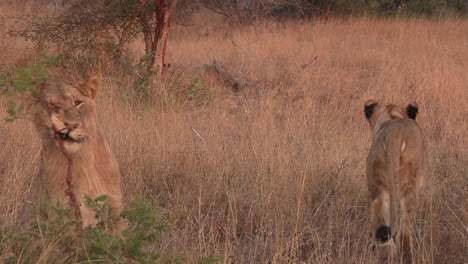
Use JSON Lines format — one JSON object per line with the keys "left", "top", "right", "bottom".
{"left": 76, "top": 73, "right": 102, "bottom": 99}
{"left": 364, "top": 100, "right": 379, "bottom": 119}
{"left": 406, "top": 102, "right": 419, "bottom": 120}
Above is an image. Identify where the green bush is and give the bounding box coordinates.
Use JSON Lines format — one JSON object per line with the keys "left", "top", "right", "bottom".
{"left": 0, "top": 53, "right": 63, "bottom": 122}
{"left": 0, "top": 195, "right": 222, "bottom": 263}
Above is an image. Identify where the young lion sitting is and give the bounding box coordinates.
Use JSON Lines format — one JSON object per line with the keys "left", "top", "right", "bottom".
{"left": 24, "top": 73, "right": 123, "bottom": 229}
{"left": 364, "top": 100, "right": 425, "bottom": 263}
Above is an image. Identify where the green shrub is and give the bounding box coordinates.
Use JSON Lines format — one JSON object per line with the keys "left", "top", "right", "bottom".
{"left": 0, "top": 53, "right": 62, "bottom": 122}
{"left": 0, "top": 195, "right": 222, "bottom": 263}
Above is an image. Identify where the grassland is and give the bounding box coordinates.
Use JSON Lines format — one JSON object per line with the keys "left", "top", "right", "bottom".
{"left": 0, "top": 4, "right": 467, "bottom": 263}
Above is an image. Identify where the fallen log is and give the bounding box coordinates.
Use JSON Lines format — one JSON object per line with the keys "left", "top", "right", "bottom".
{"left": 207, "top": 60, "right": 266, "bottom": 98}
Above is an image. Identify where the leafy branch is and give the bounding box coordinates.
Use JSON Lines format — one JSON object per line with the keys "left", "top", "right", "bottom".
{"left": 0, "top": 53, "right": 63, "bottom": 122}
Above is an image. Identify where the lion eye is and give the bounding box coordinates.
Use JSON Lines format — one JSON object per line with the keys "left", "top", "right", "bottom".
{"left": 74, "top": 100, "right": 83, "bottom": 107}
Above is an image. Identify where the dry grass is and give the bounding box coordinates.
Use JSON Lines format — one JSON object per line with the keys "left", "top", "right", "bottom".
{"left": 0, "top": 4, "right": 467, "bottom": 263}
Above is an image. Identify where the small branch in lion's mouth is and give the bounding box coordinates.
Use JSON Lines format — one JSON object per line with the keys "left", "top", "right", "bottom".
{"left": 54, "top": 130, "right": 83, "bottom": 232}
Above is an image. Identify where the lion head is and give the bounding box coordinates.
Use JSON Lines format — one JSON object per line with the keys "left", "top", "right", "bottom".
{"left": 364, "top": 99, "right": 419, "bottom": 135}
{"left": 30, "top": 74, "right": 101, "bottom": 153}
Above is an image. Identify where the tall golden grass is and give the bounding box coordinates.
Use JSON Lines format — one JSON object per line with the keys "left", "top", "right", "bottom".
{"left": 0, "top": 4, "right": 467, "bottom": 263}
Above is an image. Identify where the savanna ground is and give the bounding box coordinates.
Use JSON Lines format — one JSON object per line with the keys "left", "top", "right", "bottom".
{"left": 0, "top": 3, "right": 467, "bottom": 264}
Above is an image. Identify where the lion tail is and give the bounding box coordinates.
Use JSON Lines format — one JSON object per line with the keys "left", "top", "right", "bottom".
{"left": 376, "top": 134, "right": 402, "bottom": 243}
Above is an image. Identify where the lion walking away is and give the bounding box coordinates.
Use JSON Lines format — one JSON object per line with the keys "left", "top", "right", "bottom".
{"left": 24, "top": 73, "right": 123, "bottom": 229}
{"left": 363, "top": 100, "right": 425, "bottom": 263}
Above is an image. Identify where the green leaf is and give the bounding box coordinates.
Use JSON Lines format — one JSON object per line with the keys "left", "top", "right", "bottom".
{"left": 40, "top": 53, "right": 64, "bottom": 65}
{"left": 1, "top": 53, "right": 62, "bottom": 123}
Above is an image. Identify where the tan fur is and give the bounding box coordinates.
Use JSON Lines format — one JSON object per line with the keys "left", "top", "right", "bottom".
{"left": 364, "top": 100, "right": 425, "bottom": 263}
{"left": 25, "top": 73, "right": 123, "bottom": 228}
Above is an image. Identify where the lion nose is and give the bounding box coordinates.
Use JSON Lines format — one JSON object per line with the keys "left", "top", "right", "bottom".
{"left": 64, "top": 122, "right": 79, "bottom": 130}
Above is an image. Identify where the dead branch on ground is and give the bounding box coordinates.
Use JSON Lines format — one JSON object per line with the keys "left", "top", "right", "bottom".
{"left": 300, "top": 56, "right": 318, "bottom": 70}
{"left": 207, "top": 60, "right": 266, "bottom": 98}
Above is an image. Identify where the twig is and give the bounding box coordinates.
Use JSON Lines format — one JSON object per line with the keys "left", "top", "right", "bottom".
{"left": 54, "top": 131, "right": 82, "bottom": 231}
{"left": 23, "top": 199, "right": 49, "bottom": 219}
{"left": 13, "top": 116, "right": 34, "bottom": 121}
{"left": 191, "top": 128, "right": 205, "bottom": 142}
{"left": 300, "top": 56, "right": 318, "bottom": 70}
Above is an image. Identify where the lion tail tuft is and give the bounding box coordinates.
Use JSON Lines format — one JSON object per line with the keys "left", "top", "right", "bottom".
{"left": 375, "top": 225, "right": 392, "bottom": 243}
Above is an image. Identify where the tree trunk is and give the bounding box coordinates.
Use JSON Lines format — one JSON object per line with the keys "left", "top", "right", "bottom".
{"left": 148, "top": 0, "right": 166, "bottom": 72}
{"left": 160, "top": 0, "right": 178, "bottom": 76}
{"left": 137, "top": 0, "right": 177, "bottom": 77}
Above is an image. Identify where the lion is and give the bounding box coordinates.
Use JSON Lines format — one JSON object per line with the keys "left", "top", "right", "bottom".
{"left": 24, "top": 73, "right": 123, "bottom": 229}
{"left": 363, "top": 100, "right": 425, "bottom": 263}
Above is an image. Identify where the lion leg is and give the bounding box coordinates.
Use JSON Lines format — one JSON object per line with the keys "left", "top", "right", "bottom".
{"left": 107, "top": 194, "right": 124, "bottom": 233}
{"left": 106, "top": 194, "right": 123, "bottom": 218}
{"left": 397, "top": 197, "right": 416, "bottom": 263}
{"left": 399, "top": 175, "right": 420, "bottom": 264}
{"left": 79, "top": 201, "right": 98, "bottom": 228}
{"left": 397, "top": 163, "right": 422, "bottom": 263}
{"left": 77, "top": 193, "right": 122, "bottom": 230}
